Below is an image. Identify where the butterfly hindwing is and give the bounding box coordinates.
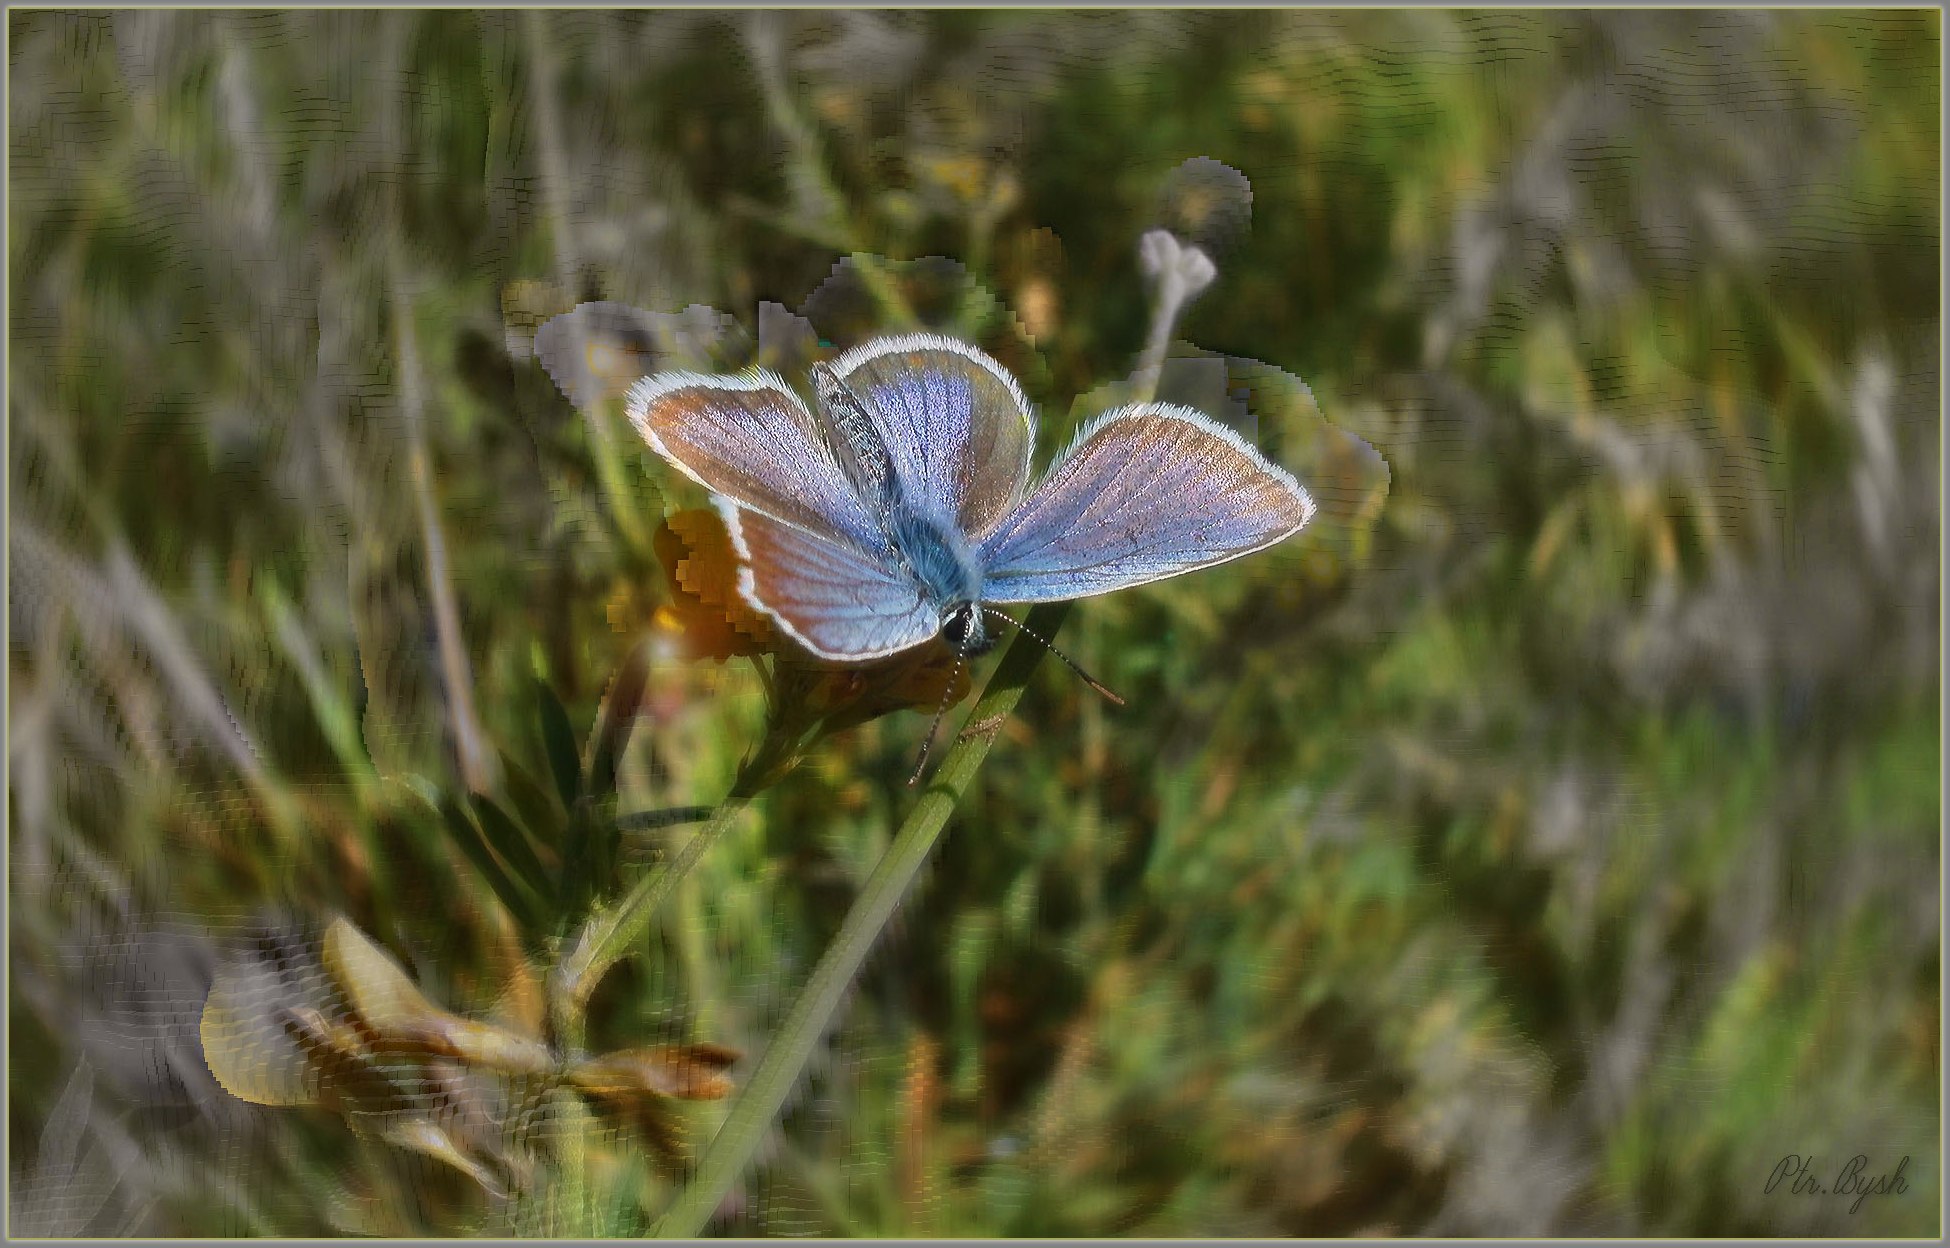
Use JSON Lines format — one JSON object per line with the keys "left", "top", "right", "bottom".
{"left": 978, "top": 403, "right": 1316, "bottom": 604}
{"left": 721, "top": 502, "right": 940, "bottom": 662}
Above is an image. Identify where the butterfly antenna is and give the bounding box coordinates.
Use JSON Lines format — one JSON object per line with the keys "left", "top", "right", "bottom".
{"left": 981, "top": 608, "right": 1126, "bottom": 706}
{"left": 907, "top": 644, "right": 970, "bottom": 787}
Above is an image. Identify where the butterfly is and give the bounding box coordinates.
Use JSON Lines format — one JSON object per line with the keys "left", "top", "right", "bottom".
{"left": 625, "top": 333, "right": 1316, "bottom": 668}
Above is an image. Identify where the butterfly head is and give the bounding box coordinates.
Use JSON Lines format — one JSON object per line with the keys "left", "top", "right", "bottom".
{"left": 941, "top": 601, "right": 997, "bottom": 657}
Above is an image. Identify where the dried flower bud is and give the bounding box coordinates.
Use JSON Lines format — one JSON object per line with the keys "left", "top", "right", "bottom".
{"left": 567, "top": 1043, "right": 740, "bottom": 1101}
{"left": 321, "top": 918, "right": 554, "bottom": 1075}
{"left": 377, "top": 1118, "right": 508, "bottom": 1200}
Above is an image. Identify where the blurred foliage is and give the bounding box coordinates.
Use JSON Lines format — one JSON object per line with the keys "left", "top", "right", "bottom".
{"left": 8, "top": 9, "right": 1939, "bottom": 1237}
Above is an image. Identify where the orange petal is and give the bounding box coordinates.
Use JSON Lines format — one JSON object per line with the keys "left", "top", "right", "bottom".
{"left": 653, "top": 510, "right": 779, "bottom": 661}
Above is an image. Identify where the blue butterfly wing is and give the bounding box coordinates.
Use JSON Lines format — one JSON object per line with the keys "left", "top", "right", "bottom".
{"left": 824, "top": 335, "right": 1036, "bottom": 538}
{"left": 978, "top": 404, "right": 1316, "bottom": 604}
{"left": 721, "top": 502, "right": 939, "bottom": 661}
{"left": 627, "top": 370, "right": 883, "bottom": 552}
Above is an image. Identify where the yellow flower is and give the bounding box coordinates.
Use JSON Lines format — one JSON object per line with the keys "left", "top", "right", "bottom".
{"left": 652, "top": 509, "right": 780, "bottom": 661}
{"left": 795, "top": 641, "right": 974, "bottom": 729}
{"left": 651, "top": 507, "right": 975, "bottom": 726}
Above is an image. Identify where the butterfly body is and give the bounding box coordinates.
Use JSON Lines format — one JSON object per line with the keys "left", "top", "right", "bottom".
{"left": 807, "top": 359, "right": 996, "bottom": 652}
{"left": 884, "top": 504, "right": 994, "bottom": 652}
{"left": 627, "top": 333, "right": 1314, "bottom": 664}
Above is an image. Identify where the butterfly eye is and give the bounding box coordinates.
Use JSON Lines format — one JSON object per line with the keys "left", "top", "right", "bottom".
{"left": 941, "top": 605, "right": 978, "bottom": 652}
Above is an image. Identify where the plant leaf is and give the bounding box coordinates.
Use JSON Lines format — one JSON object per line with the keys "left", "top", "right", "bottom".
{"left": 558, "top": 803, "right": 596, "bottom": 922}
{"left": 498, "top": 746, "right": 567, "bottom": 842}
{"left": 535, "top": 678, "right": 582, "bottom": 809}
{"left": 470, "top": 792, "right": 557, "bottom": 899}
{"left": 585, "top": 638, "right": 654, "bottom": 803}
{"left": 434, "top": 791, "right": 547, "bottom": 931}
{"left": 616, "top": 806, "right": 715, "bottom": 834}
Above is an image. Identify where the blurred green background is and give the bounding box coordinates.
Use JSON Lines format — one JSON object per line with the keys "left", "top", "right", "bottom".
{"left": 8, "top": 9, "right": 1939, "bottom": 1237}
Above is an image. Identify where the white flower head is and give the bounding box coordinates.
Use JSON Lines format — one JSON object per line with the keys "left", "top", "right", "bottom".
{"left": 1138, "top": 228, "right": 1218, "bottom": 307}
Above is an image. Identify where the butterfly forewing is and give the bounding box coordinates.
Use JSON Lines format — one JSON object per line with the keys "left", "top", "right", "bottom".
{"left": 978, "top": 403, "right": 1316, "bottom": 604}
{"left": 627, "top": 371, "right": 884, "bottom": 553}
{"left": 722, "top": 503, "right": 939, "bottom": 661}
{"left": 826, "top": 335, "right": 1036, "bottom": 538}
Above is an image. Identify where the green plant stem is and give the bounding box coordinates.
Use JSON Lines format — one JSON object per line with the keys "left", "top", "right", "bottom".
{"left": 652, "top": 602, "right": 1071, "bottom": 1237}
{"left": 548, "top": 795, "right": 748, "bottom": 1052}
{"left": 547, "top": 721, "right": 804, "bottom": 1052}
{"left": 617, "top": 806, "right": 716, "bottom": 833}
